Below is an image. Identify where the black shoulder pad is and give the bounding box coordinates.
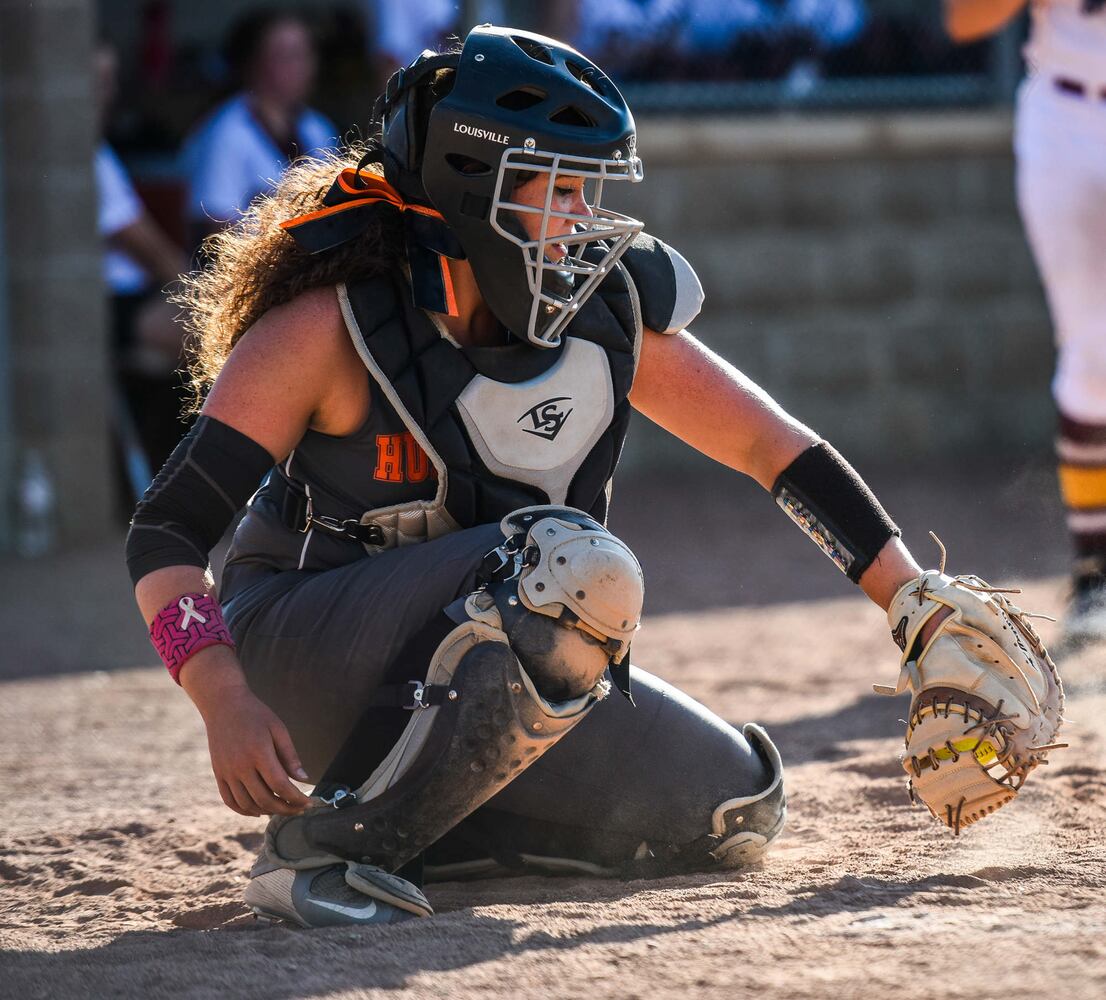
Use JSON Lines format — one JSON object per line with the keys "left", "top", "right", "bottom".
{"left": 618, "top": 232, "right": 704, "bottom": 334}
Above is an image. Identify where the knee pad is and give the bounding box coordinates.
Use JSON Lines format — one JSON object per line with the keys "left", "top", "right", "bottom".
{"left": 420, "top": 721, "right": 788, "bottom": 883}
{"left": 470, "top": 505, "right": 645, "bottom": 699}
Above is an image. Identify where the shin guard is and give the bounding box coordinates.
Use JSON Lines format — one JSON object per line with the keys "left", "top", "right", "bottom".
{"left": 262, "top": 620, "right": 609, "bottom": 873}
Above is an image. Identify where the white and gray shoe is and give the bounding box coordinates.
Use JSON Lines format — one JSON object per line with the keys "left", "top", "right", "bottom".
{"left": 244, "top": 859, "right": 433, "bottom": 929}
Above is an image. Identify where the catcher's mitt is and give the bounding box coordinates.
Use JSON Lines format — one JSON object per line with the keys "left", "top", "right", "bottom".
{"left": 875, "top": 540, "right": 1066, "bottom": 834}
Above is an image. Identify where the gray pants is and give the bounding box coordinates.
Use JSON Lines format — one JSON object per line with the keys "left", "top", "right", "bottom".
{"left": 222, "top": 524, "right": 771, "bottom": 873}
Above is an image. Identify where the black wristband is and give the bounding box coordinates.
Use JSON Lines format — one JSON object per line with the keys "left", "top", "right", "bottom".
{"left": 125, "top": 416, "right": 274, "bottom": 586}
{"left": 772, "top": 442, "right": 899, "bottom": 583}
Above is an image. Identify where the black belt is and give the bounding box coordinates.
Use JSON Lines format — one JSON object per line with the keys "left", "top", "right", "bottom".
{"left": 270, "top": 473, "right": 385, "bottom": 546}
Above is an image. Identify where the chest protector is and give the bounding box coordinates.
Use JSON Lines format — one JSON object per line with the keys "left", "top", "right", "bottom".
{"left": 335, "top": 255, "right": 642, "bottom": 550}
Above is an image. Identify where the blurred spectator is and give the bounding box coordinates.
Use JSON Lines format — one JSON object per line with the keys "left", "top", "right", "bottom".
{"left": 779, "top": 0, "right": 868, "bottom": 48}
{"left": 95, "top": 42, "right": 190, "bottom": 507}
{"left": 563, "top": 0, "right": 871, "bottom": 87}
{"left": 771, "top": 0, "right": 869, "bottom": 96}
{"left": 676, "top": 0, "right": 867, "bottom": 83}
{"left": 364, "top": 0, "right": 458, "bottom": 69}
{"left": 181, "top": 8, "right": 338, "bottom": 247}
{"left": 677, "top": 0, "right": 770, "bottom": 57}
{"left": 363, "top": 2, "right": 586, "bottom": 87}
{"left": 570, "top": 0, "right": 685, "bottom": 76}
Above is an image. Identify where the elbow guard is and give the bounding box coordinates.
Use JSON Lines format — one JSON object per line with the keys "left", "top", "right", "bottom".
{"left": 619, "top": 233, "right": 704, "bottom": 334}
{"left": 125, "top": 416, "right": 274, "bottom": 586}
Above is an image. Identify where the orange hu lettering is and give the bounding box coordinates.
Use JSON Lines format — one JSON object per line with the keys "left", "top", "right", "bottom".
{"left": 373, "top": 434, "right": 404, "bottom": 483}
{"left": 374, "top": 433, "right": 433, "bottom": 483}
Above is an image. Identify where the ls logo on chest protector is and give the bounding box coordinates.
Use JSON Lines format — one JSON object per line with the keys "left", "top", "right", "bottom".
{"left": 454, "top": 337, "right": 614, "bottom": 506}
{"left": 518, "top": 397, "right": 574, "bottom": 441}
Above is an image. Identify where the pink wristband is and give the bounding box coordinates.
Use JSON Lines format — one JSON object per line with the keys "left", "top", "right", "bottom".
{"left": 149, "top": 593, "right": 236, "bottom": 684}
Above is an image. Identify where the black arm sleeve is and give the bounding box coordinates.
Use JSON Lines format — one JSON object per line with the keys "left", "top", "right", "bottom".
{"left": 125, "top": 416, "right": 275, "bottom": 586}
{"left": 772, "top": 441, "right": 900, "bottom": 584}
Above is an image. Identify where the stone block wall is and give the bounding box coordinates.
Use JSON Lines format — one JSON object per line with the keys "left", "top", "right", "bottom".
{"left": 612, "top": 112, "right": 1054, "bottom": 472}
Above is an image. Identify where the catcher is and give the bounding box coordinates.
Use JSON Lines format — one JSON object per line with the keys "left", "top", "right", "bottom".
{"left": 126, "top": 25, "right": 1065, "bottom": 929}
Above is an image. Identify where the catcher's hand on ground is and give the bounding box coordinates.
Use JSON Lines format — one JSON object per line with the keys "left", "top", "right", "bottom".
{"left": 875, "top": 538, "right": 1066, "bottom": 834}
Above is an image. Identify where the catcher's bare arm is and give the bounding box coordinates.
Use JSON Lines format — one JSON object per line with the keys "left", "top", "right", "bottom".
{"left": 131, "top": 289, "right": 353, "bottom": 818}
{"left": 630, "top": 328, "right": 924, "bottom": 609}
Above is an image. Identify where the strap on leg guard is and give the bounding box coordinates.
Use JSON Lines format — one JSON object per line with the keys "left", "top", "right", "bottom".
{"left": 312, "top": 611, "right": 459, "bottom": 813}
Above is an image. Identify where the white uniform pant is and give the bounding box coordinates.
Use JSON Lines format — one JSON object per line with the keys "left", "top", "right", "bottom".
{"left": 1015, "top": 75, "right": 1106, "bottom": 424}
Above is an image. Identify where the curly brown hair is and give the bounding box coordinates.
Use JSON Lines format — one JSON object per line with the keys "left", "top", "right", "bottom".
{"left": 175, "top": 143, "right": 403, "bottom": 412}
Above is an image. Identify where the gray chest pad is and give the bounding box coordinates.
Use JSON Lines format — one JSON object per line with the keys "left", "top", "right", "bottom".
{"left": 456, "top": 338, "right": 615, "bottom": 506}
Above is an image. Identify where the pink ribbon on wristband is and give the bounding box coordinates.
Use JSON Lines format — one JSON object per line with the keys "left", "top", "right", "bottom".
{"left": 149, "top": 593, "right": 236, "bottom": 684}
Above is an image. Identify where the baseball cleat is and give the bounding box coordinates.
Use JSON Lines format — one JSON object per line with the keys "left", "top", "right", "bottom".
{"left": 244, "top": 860, "right": 433, "bottom": 929}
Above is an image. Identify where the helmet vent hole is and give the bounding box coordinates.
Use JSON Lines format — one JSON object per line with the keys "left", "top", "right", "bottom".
{"left": 510, "top": 35, "right": 555, "bottom": 65}
{"left": 566, "top": 59, "right": 605, "bottom": 95}
{"left": 496, "top": 87, "right": 547, "bottom": 112}
{"left": 445, "top": 153, "right": 493, "bottom": 176}
{"left": 549, "top": 106, "right": 595, "bottom": 128}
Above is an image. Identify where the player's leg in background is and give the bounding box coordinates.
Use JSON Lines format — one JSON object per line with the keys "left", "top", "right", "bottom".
{"left": 1015, "top": 76, "right": 1106, "bottom": 645}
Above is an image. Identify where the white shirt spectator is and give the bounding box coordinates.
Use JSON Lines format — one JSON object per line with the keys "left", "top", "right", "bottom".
{"left": 182, "top": 93, "right": 337, "bottom": 225}
{"left": 95, "top": 142, "right": 149, "bottom": 295}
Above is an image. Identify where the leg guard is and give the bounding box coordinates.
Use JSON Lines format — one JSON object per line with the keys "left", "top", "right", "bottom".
{"left": 701, "top": 723, "right": 786, "bottom": 868}
{"left": 623, "top": 723, "right": 786, "bottom": 876}
{"left": 419, "top": 721, "right": 786, "bottom": 882}
{"left": 260, "top": 506, "right": 644, "bottom": 875}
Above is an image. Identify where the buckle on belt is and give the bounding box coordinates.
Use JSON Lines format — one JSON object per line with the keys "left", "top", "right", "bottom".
{"left": 298, "top": 494, "right": 315, "bottom": 533}
{"left": 301, "top": 494, "right": 353, "bottom": 535}
{"left": 300, "top": 494, "right": 385, "bottom": 546}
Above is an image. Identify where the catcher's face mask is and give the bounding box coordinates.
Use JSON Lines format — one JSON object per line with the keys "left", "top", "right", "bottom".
{"left": 491, "top": 147, "right": 644, "bottom": 348}
{"left": 417, "top": 25, "right": 645, "bottom": 348}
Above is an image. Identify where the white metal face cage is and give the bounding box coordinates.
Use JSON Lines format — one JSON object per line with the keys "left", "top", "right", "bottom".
{"left": 489, "top": 146, "right": 645, "bottom": 348}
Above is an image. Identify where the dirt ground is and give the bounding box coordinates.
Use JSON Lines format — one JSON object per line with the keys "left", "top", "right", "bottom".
{"left": 1, "top": 458, "right": 1104, "bottom": 999}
